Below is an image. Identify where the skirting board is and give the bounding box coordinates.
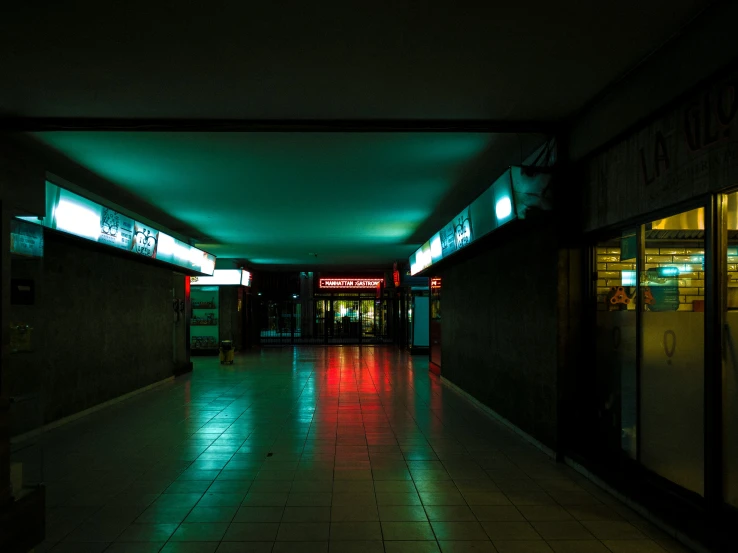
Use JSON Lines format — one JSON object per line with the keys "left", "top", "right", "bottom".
{"left": 11, "top": 375, "right": 175, "bottom": 445}
{"left": 440, "top": 376, "right": 556, "bottom": 459}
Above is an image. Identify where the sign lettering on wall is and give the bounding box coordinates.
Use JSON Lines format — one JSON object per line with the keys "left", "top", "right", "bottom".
{"left": 16, "top": 181, "right": 216, "bottom": 274}
{"left": 98, "top": 207, "right": 135, "bottom": 250}
{"left": 131, "top": 222, "right": 159, "bottom": 258}
{"left": 586, "top": 73, "right": 738, "bottom": 231}
{"left": 319, "top": 278, "right": 384, "bottom": 289}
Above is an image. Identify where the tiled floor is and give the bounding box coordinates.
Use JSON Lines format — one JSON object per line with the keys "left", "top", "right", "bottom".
{"left": 21, "top": 347, "right": 694, "bottom": 553}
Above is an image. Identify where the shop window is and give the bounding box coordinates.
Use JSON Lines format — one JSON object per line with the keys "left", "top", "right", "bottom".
{"left": 640, "top": 206, "right": 705, "bottom": 496}
{"left": 593, "top": 233, "right": 637, "bottom": 458}
{"left": 724, "top": 192, "right": 738, "bottom": 508}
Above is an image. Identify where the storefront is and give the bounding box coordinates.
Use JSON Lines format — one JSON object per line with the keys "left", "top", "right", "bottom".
{"left": 189, "top": 269, "right": 252, "bottom": 355}
{"left": 429, "top": 276, "right": 441, "bottom": 373}
{"left": 7, "top": 180, "right": 216, "bottom": 435}
{"left": 258, "top": 273, "right": 394, "bottom": 345}
{"left": 572, "top": 67, "right": 738, "bottom": 539}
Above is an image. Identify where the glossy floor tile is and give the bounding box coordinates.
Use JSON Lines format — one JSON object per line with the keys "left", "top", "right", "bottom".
{"left": 21, "top": 347, "right": 688, "bottom": 552}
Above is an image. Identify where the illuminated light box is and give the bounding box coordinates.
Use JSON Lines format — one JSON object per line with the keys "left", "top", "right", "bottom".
{"left": 242, "top": 270, "right": 252, "bottom": 287}
{"left": 19, "top": 181, "right": 216, "bottom": 275}
{"left": 319, "top": 278, "right": 384, "bottom": 289}
{"left": 191, "top": 269, "right": 248, "bottom": 286}
{"left": 409, "top": 165, "right": 551, "bottom": 275}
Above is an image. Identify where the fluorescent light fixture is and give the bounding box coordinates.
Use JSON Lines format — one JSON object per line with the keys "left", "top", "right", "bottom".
{"left": 495, "top": 197, "right": 512, "bottom": 220}
{"left": 241, "top": 270, "right": 252, "bottom": 287}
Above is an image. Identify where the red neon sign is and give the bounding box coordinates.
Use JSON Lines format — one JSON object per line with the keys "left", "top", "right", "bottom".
{"left": 319, "top": 278, "right": 384, "bottom": 289}
{"left": 431, "top": 277, "right": 442, "bottom": 288}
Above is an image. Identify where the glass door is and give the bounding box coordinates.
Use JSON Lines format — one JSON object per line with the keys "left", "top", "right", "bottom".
{"left": 592, "top": 233, "right": 637, "bottom": 458}
{"left": 640, "top": 207, "right": 705, "bottom": 496}
{"left": 190, "top": 285, "right": 219, "bottom": 354}
{"left": 723, "top": 191, "right": 738, "bottom": 508}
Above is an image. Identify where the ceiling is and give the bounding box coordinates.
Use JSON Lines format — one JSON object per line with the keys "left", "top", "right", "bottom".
{"left": 30, "top": 131, "right": 543, "bottom": 267}
{"left": 0, "top": 1, "right": 715, "bottom": 121}
{"left": 0, "top": 1, "right": 718, "bottom": 269}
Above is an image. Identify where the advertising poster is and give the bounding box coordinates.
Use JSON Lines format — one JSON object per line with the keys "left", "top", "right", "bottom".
{"left": 10, "top": 218, "right": 44, "bottom": 257}
{"left": 439, "top": 221, "right": 456, "bottom": 258}
{"left": 98, "top": 207, "right": 135, "bottom": 251}
{"left": 131, "top": 221, "right": 159, "bottom": 258}
{"left": 453, "top": 207, "right": 472, "bottom": 251}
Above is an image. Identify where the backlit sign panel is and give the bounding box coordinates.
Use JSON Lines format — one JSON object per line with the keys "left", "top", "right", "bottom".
{"left": 19, "top": 181, "right": 216, "bottom": 275}
{"left": 319, "top": 278, "right": 384, "bottom": 289}
{"left": 191, "top": 269, "right": 251, "bottom": 286}
{"left": 409, "top": 168, "right": 517, "bottom": 275}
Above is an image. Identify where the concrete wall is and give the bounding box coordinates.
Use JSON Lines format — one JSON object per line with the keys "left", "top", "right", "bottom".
{"left": 567, "top": 2, "right": 738, "bottom": 162}
{"left": 8, "top": 230, "right": 186, "bottom": 435}
{"left": 438, "top": 218, "right": 560, "bottom": 448}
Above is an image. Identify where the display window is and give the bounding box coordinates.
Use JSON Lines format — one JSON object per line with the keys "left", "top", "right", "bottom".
{"left": 586, "top": 200, "right": 733, "bottom": 505}
{"left": 592, "top": 232, "right": 637, "bottom": 460}
{"left": 640, "top": 207, "right": 705, "bottom": 496}
{"left": 190, "top": 286, "right": 219, "bottom": 353}
{"left": 723, "top": 191, "right": 738, "bottom": 509}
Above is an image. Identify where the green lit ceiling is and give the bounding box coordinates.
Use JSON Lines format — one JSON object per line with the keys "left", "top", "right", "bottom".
{"left": 31, "top": 132, "right": 536, "bottom": 267}
{"left": 5, "top": 1, "right": 717, "bottom": 268}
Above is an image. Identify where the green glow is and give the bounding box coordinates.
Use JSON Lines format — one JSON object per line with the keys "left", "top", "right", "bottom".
{"left": 31, "top": 131, "right": 494, "bottom": 265}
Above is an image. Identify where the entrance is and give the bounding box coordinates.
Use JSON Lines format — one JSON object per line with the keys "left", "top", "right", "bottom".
{"left": 259, "top": 294, "right": 393, "bottom": 345}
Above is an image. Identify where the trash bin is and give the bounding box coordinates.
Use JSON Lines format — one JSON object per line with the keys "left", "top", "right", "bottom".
{"left": 219, "top": 340, "right": 234, "bottom": 365}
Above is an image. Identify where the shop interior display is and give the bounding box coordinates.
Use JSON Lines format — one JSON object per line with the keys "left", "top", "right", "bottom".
{"left": 190, "top": 286, "right": 219, "bottom": 352}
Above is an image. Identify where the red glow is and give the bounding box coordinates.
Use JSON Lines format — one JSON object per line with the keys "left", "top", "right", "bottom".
{"left": 431, "top": 277, "right": 441, "bottom": 289}
{"left": 319, "top": 278, "right": 384, "bottom": 289}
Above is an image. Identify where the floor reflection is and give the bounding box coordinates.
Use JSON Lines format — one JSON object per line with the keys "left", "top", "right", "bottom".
{"left": 26, "top": 346, "right": 682, "bottom": 553}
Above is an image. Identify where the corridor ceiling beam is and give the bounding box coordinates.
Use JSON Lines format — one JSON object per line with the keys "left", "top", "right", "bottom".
{"left": 0, "top": 118, "right": 557, "bottom": 134}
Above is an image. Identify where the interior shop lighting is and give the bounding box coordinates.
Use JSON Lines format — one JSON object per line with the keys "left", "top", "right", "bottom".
{"left": 622, "top": 271, "right": 637, "bottom": 286}
{"left": 658, "top": 266, "right": 680, "bottom": 277}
